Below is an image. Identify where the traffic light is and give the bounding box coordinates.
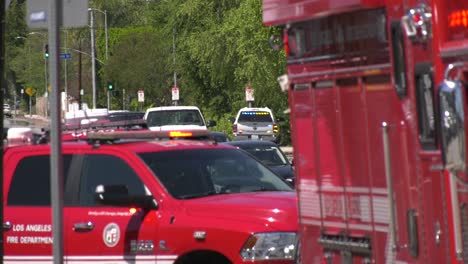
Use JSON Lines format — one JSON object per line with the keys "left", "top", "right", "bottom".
{"left": 107, "top": 81, "right": 114, "bottom": 91}
{"left": 44, "top": 44, "right": 49, "bottom": 58}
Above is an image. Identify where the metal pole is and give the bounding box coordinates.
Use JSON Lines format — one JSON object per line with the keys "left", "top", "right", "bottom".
{"left": 90, "top": 10, "right": 97, "bottom": 109}
{"left": 13, "top": 91, "right": 16, "bottom": 121}
{"left": 64, "top": 30, "right": 68, "bottom": 113}
{"left": 0, "top": 0, "right": 5, "bottom": 261}
{"left": 103, "top": 10, "right": 109, "bottom": 111}
{"left": 123, "top": 88, "right": 125, "bottom": 110}
{"left": 28, "top": 44, "right": 31, "bottom": 116}
{"left": 104, "top": 10, "right": 108, "bottom": 62}
{"left": 173, "top": 27, "right": 176, "bottom": 88}
{"left": 172, "top": 28, "right": 178, "bottom": 106}
{"left": 44, "top": 48, "right": 48, "bottom": 118}
{"left": 48, "top": 0, "right": 64, "bottom": 263}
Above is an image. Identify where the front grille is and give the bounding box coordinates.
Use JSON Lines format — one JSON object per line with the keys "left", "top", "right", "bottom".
{"left": 318, "top": 234, "right": 371, "bottom": 255}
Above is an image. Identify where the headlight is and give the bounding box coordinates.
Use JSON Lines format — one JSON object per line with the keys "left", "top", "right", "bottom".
{"left": 240, "top": 232, "right": 297, "bottom": 260}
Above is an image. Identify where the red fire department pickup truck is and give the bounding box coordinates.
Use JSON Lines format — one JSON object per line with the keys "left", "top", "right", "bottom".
{"left": 3, "top": 129, "right": 298, "bottom": 264}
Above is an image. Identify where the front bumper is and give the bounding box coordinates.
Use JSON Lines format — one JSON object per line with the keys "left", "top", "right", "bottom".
{"left": 234, "top": 134, "right": 278, "bottom": 142}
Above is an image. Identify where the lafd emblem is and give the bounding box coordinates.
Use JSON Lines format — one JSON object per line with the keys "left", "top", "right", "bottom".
{"left": 103, "top": 223, "right": 120, "bottom": 247}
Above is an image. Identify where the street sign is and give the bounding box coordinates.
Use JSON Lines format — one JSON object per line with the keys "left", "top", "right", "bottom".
{"left": 245, "top": 85, "right": 254, "bottom": 101}
{"left": 172, "top": 87, "right": 179, "bottom": 101}
{"left": 27, "top": 0, "right": 89, "bottom": 29}
{"left": 60, "top": 53, "right": 71, "bottom": 59}
{"left": 138, "top": 90, "right": 144, "bottom": 103}
{"left": 25, "top": 87, "right": 36, "bottom": 97}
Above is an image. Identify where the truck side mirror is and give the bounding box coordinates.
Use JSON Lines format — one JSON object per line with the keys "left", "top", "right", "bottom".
{"left": 438, "top": 80, "right": 466, "bottom": 172}
{"left": 228, "top": 117, "right": 235, "bottom": 123}
{"left": 95, "top": 184, "right": 157, "bottom": 209}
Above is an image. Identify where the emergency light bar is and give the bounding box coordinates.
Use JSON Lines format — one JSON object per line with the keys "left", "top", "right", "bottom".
{"left": 86, "top": 129, "right": 211, "bottom": 141}
{"left": 63, "top": 118, "right": 147, "bottom": 131}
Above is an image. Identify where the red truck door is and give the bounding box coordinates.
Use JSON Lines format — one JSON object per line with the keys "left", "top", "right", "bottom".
{"left": 64, "top": 152, "right": 172, "bottom": 263}
{"left": 3, "top": 152, "right": 74, "bottom": 262}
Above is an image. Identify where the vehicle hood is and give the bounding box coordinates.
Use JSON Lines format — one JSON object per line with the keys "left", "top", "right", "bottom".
{"left": 183, "top": 192, "right": 298, "bottom": 231}
{"left": 148, "top": 125, "right": 207, "bottom": 131}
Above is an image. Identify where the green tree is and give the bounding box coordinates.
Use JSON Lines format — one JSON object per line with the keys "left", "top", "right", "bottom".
{"left": 104, "top": 27, "right": 171, "bottom": 109}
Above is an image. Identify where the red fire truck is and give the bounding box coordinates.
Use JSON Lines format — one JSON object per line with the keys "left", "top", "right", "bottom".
{"left": 263, "top": 0, "right": 468, "bottom": 263}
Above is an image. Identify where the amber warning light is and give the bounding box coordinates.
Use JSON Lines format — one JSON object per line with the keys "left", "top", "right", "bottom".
{"left": 449, "top": 10, "right": 468, "bottom": 27}
{"left": 86, "top": 129, "right": 210, "bottom": 141}
{"left": 169, "top": 131, "right": 193, "bottom": 137}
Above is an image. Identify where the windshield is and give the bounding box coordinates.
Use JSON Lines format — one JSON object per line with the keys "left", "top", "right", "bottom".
{"left": 146, "top": 110, "right": 205, "bottom": 127}
{"left": 242, "top": 146, "right": 288, "bottom": 166}
{"left": 138, "top": 149, "right": 292, "bottom": 199}
{"left": 238, "top": 111, "right": 273, "bottom": 122}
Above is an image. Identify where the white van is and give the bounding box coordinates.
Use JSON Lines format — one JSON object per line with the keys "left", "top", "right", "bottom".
{"left": 143, "top": 106, "right": 216, "bottom": 131}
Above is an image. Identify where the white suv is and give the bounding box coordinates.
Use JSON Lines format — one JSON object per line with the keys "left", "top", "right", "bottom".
{"left": 232, "top": 107, "right": 279, "bottom": 142}
{"left": 144, "top": 105, "right": 216, "bottom": 131}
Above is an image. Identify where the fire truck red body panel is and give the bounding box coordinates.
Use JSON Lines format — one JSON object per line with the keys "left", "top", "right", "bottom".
{"left": 262, "top": 0, "right": 384, "bottom": 26}
{"left": 263, "top": 0, "right": 468, "bottom": 263}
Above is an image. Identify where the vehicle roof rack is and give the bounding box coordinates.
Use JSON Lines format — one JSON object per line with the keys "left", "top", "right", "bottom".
{"left": 86, "top": 129, "right": 212, "bottom": 144}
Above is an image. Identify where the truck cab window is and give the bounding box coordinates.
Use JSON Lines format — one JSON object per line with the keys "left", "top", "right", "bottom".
{"left": 8, "top": 155, "right": 73, "bottom": 206}
{"left": 79, "top": 155, "right": 147, "bottom": 206}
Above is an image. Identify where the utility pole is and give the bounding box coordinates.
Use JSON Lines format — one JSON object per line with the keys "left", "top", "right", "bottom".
{"left": 44, "top": 46, "right": 48, "bottom": 118}
{"left": 48, "top": 0, "right": 65, "bottom": 262}
{"left": 63, "top": 30, "right": 68, "bottom": 113}
{"left": 172, "top": 27, "right": 178, "bottom": 106}
{"left": 0, "top": 0, "right": 5, "bottom": 261}
{"left": 123, "top": 88, "right": 126, "bottom": 110}
{"left": 90, "top": 10, "right": 97, "bottom": 109}
{"left": 78, "top": 38, "right": 82, "bottom": 110}
{"left": 88, "top": 8, "right": 108, "bottom": 110}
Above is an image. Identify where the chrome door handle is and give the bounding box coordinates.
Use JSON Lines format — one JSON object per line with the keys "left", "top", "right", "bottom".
{"left": 3, "top": 221, "right": 12, "bottom": 230}
{"left": 73, "top": 221, "right": 94, "bottom": 232}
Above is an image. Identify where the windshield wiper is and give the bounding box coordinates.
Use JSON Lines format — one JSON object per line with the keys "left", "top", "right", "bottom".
{"left": 178, "top": 190, "right": 217, "bottom": 199}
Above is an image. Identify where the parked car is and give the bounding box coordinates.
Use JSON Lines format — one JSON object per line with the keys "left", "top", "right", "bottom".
{"left": 230, "top": 107, "right": 282, "bottom": 142}
{"left": 210, "top": 131, "right": 231, "bottom": 142}
{"left": 223, "top": 140, "right": 295, "bottom": 186}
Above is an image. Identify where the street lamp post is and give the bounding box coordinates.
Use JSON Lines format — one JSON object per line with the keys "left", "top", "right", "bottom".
{"left": 88, "top": 8, "right": 109, "bottom": 110}
{"left": 89, "top": 10, "right": 97, "bottom": 109}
